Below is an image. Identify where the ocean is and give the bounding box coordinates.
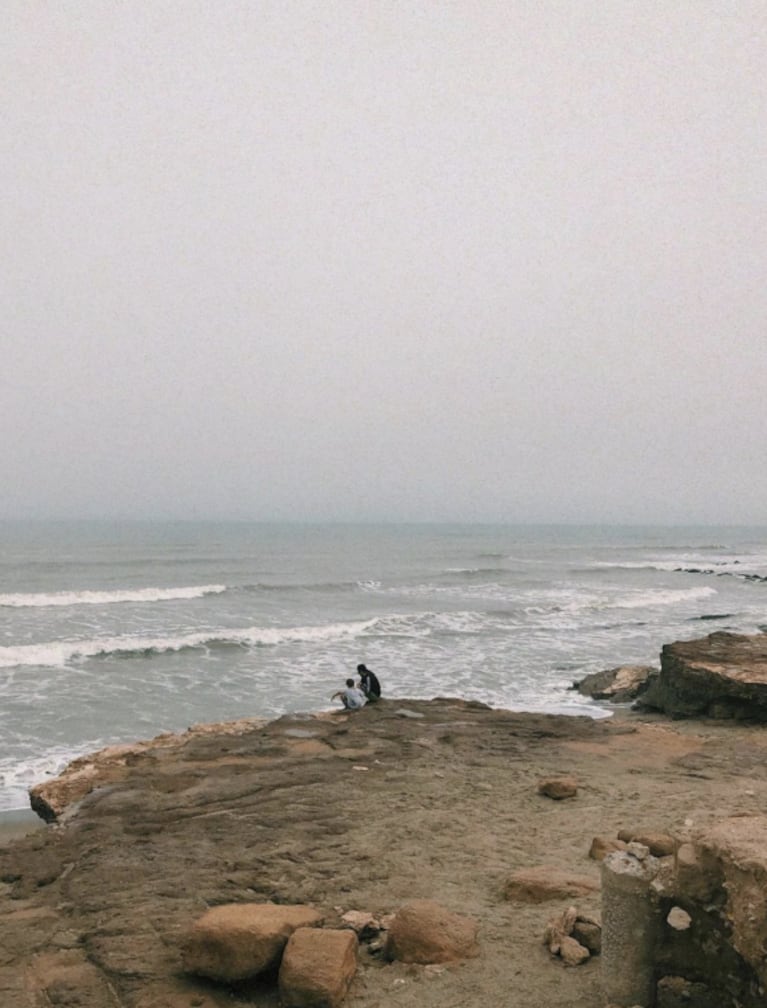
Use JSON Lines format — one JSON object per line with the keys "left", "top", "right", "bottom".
{"left": 1, "top": 521, "right": 766, "bottom": 813}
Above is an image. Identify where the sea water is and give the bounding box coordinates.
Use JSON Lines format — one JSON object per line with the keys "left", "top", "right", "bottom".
{"left": 1, "top": 521, "right": 766, "bottom": 812}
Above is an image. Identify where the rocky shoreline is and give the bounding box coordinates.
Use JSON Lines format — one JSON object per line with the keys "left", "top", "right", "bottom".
{"left": 4, "top": 633, "right": 767, "bottom": 1007}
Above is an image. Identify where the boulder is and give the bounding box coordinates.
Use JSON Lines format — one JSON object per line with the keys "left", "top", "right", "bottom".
{"left": 279, "top": 927, "right": 357, "bottom": 1008}
{"left": 638, "top": 631, "right": 767, "bottom": 721}
{"left": 384, "top": 899, "right": 479, "bottom": 964}
{"left": 573, "top": 665, "right": 656, "bottom": 703}
{"left": 503, "top": 866, "right": 599, "bottom": 902}
{"left": 182, "top": 903, "right": 323, "bottom": 982}
{"left": 537, "top": 776, "right": 578, "bottom": 799}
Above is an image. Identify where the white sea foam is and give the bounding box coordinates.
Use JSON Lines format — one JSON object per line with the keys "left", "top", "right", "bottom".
{"left": 0, "top": 584, "right": 227, "bottom": 608}
{"left": 0, "top": 744, "right": 96, "bottom": 811}
{"left": 593, "top": 554, "right": 767, "bottom": 575}
{"left": 607, "top": 586, "right": 717, "bottom": 609}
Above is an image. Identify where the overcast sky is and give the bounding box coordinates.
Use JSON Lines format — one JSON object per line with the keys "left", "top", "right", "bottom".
{"left": 2, "top": 2, "right": 765, "bottom": 524}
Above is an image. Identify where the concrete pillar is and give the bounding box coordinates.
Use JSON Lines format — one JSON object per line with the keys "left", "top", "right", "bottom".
{"left": 601, "top": 845, "right": 661, "bottom": 1007}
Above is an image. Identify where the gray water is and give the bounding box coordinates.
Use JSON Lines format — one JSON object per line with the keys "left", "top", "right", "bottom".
{"left": 1, "top": 521, "right": 766, "bottom": 811}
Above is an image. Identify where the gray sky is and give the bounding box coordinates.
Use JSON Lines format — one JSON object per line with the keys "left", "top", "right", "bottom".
{"left": 3, "top": 2, "right": 766, "bottom": 524}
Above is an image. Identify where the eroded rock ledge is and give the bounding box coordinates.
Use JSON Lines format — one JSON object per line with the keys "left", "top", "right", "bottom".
{"left": 4, "top": 699, "right": 629, "bottom": 1008}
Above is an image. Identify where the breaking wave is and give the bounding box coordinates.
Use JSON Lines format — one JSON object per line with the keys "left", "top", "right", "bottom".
{"left": 0, "top": 609, "right": 506, "bottom": 670}
{"left": 0, "top": 585, "right": 227, "bottom": 608}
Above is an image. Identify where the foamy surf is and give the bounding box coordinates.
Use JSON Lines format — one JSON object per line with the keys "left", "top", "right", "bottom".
{"left": 2, "top": 520, "right": 767, "bottom": 813}
{"left": 0, "top": 584, "right": 227, "bottom": 608}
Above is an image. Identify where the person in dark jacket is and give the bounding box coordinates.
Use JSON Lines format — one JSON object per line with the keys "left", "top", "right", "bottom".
{"left": 357, "top": 663, "right": 381, "bottom": 702}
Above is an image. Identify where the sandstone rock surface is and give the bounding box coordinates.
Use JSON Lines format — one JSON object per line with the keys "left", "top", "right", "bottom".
{"left": 182, "top": 903, "right": 323, "bottom": 982}
{"left": 384, "top": 899, "right": 479, "bottom": 964}
{"left": 279, "top": 927, "right": 357, "bottom": 1008}
{"left": 503, "top": 866, "right": 600, "bottom": 902}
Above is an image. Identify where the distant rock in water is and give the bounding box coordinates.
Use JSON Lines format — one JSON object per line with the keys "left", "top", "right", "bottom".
{"left": 674, "top": 566, "right": 767, "bottom": 584}
{"left": 572, "top": 665, "right": 656, "bottom": 704}
{"left": 638, "top": 631, "right": 767, "bottom": 721}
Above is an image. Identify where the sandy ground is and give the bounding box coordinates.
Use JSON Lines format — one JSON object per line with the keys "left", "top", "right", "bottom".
{"left": 3, "top": 699, "right": 767, "bottom": 1007}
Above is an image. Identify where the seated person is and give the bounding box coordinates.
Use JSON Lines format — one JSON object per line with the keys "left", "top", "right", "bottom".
{"left": 331, "top": 678, "right": 366, "bottom": 710}
{"left": 357, "top": 663, "right": 381, "bottom": 701}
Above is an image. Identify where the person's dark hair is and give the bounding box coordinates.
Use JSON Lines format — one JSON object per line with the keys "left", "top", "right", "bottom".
{"left": 357, "top": 664, "right": 367, "bottom": 673}
{"left": 345, "top": 678, "right": 355, "bottom": 687}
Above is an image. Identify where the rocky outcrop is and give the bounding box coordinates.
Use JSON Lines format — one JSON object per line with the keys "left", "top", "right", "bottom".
{"left": 28, "top": 716, "right": 269, "bottom": 822}
{"left": 639, "top": 631, "right": 767, "bottom": 720}
{"left": 573, "top": 665, "right": 657, "bottom": 703}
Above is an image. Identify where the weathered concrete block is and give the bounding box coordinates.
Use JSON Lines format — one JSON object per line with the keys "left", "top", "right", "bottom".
{"left": 699, "top": 816, "right": 767, "bottom": 988}
{"left": 601, "top": 849, "right": 661, "bottom": 1007}
{"left": 674, "top": 842, "right": 720, "bottom": 903}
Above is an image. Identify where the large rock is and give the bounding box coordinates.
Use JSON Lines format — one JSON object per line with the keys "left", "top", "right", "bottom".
{"left": 182, "top": 903, "right": 323, "bottom": 982}
{"left": 573, "top": 665, "right": 656, "bottom": 703}
{"left": 279, "top": 927, "right": 358, "bottom": 1008}
{"left": 503, "top": 866, "right": 599, "bottom": 902}
{"left": 537, "top": 776, "right": 578, "bottom": 799}
{"left": 639, "top": 632, "right": 767, "bottom": 720}
{"left": 384, "top": 899, "right": 479, "bottom": 964}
